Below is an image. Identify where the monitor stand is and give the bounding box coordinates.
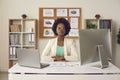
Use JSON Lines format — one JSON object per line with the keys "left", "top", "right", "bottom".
{"left": 96, "top": 45, "right": 109, "bottom": 69}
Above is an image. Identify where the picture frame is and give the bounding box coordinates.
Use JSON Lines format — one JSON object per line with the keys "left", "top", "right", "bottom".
{"left": 69, "top": 9, "right": 80, "bottom": 16}
{"left": 44, "top": 29, "right": 54, "bottom": 36}
{"left": 70, "top": 18, "right": 78, "bottom": 28}
{"left": 56, "top": 9, "right": 67, "bottom": 16}
{"left": 44, "top": 19, "right": 54, "bottom": 27}
{"left": 69, "top": 29, "right": 79, "bottom": 37}
{"left": 43, "top": 9, "right": 54, "bottom": 17}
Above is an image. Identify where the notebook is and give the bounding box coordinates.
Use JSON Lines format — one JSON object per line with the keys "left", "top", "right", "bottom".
{"left": 17, "top": 48, "right": 49, "bottom": 69}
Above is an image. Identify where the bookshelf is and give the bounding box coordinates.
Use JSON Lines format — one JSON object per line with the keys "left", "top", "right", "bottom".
{"left": 9, "top": 19, "right": 37, "bottom": 68}
{"left": 85, "top": 19, "right": 112, "bottom": 31}
{"left": 85, "top": 19, "right": 112, "bottom": 39}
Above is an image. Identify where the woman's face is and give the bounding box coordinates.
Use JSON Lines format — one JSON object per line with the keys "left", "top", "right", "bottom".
{"left": 56, "top": 23, "right": 66, "bottom": 36}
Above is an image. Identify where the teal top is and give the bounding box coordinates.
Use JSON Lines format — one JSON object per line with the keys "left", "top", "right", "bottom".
{"left": 56, "top": 45, "right": 64, "bottom": 56}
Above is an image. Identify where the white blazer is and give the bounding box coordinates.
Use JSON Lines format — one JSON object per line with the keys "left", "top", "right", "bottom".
{"left": 41, "top": 37, "right": 79, "bottom": 62}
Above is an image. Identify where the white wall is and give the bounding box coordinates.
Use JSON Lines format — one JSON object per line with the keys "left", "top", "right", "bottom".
{"left": 0, "top": 0, "right": 120, "bottom": 71}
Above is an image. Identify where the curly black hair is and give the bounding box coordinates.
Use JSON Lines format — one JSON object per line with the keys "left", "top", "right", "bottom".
{"left": 52, "top": 17, "right": 71, "bottom": 36}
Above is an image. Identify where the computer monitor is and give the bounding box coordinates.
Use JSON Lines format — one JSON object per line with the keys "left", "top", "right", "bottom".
{"left": 79, "top": 29, "right": 112, "bottom": 68}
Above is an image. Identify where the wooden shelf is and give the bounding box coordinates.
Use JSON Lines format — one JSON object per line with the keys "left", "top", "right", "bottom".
{"left": 9, "top": 19, "right": 38, "bottom": 68}
{"left": 85, "top": 19, "right": 112, "bottom": 30}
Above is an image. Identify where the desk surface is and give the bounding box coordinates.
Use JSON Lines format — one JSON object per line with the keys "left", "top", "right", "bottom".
{"left": 8, "top": 62, "right": 120, "bottom": 74}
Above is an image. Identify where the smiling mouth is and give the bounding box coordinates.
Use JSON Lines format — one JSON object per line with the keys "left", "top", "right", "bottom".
{"left": 59, "top": 31, "right": 63, "bottom": 33}
{"left": 58, "top": 31, "right": 64, "bottom": 35}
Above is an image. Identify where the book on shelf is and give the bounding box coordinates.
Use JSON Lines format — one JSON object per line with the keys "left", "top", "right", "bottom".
{"left": 10, "top": 34, "right": 19, "bottom": 45}
{"left": 26, "top": 27, "right": 34, "bottom": 32}
{"left": 99, "top": 20, "right": 111, "bottom": 29}
{"left": 10, "top": 24, "right": 21, "bottom": 32}
{"left": 28, "top": 34, "right": 34, "bottom": 43}
{"left": 10, "top": 47, "right": 17, "bottom": 59}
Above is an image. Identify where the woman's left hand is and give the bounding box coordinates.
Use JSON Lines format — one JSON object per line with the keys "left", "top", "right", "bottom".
{"left": 52, "top": 56, "right": 66, "bottom": 61}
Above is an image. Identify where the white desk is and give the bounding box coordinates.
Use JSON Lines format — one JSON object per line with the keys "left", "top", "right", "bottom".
{"left": 8, "top": 62, "right": 120, "bottom": 80}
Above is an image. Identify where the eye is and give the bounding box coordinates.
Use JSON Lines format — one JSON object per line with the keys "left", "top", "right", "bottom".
{"left": 57, "top": 27, "right": 62, "bottom": 30}
{"left": 58, "top": 27, "right": 61, "bottom": 29}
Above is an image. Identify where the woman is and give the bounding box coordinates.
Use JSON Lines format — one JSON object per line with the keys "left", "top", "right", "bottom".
{"left": 41, "top": 18, "right": 79, "bottom": 62}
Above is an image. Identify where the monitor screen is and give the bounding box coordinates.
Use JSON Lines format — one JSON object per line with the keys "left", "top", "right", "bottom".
{"left": 79, "top": 29, "right": 112, "bottom": 65}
